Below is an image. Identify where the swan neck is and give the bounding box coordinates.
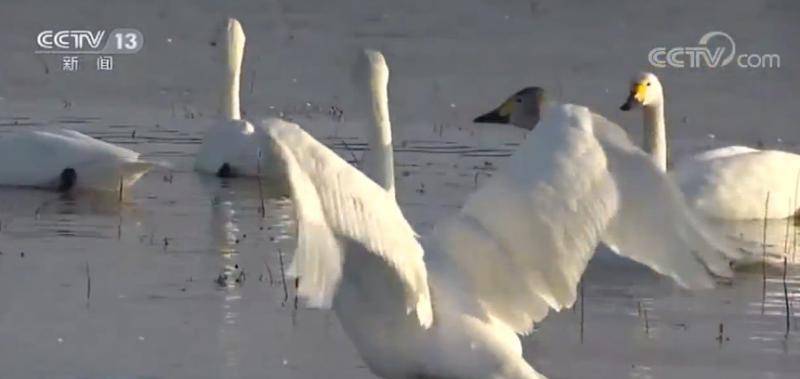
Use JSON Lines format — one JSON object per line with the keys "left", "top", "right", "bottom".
{"left": 643, "top": 103, "right": 667, "bottom": 171}
{"left": 363, "top": 63, "right": 395, "bottom": 197}
{"left": 220, "top": 23, "right": 244, "bottom": 121}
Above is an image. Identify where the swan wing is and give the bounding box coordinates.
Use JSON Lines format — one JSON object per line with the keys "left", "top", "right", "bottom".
{"left": 434, "top": 104, "right": 618, "bottom": 334}
{"left": 262, "top": 118, "right": 433, "bottom": 327}
{"left": 592, "top": 114, "right": 738, "bottom": 283}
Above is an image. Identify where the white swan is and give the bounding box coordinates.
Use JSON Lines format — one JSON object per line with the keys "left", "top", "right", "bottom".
{"left": 263, "top": 66, "right": 739, "bottom": 379}
{"left": 195, "top": 18, "right": 271, "bottom": 178}
{"left": 620, "top": 72, "right": 800, "bottom": 220}
{"left": 0, "top": 129, "right": 152, "bottom": 192}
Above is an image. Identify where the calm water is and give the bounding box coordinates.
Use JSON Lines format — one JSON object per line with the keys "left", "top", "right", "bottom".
{"left": 0, "top": 112, "right": 798, "bottom": 379}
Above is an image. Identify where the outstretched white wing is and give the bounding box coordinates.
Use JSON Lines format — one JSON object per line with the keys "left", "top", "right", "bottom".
{"left": 435, "top": 104, "right": 618, "bottom": 334}
{"left": 263, "top": 118, "right": 433, "bottom": 327}
{"left": 593, "top": 114, "right": 739, "bottom": 285}
{"left": 435, "top": 105, "right": 728, "bottom": 335}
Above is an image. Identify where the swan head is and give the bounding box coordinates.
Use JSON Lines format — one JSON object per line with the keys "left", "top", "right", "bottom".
{"left": 620, "top": 72, "right": 663, "bottom": 111}
{"left": 222, "top": 18, "right": 246, "bottom": 74}
{"left": 352, "top": 49, "right": 390, "bottom": 106}
{"left": 473, "top": 87, "right": 546, "bottom": 130}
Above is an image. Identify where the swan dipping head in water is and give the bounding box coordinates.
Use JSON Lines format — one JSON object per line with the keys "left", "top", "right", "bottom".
{"left": 473, "top": 87, "right": 546, "bottom": 130}
{"left": 195, "top": 18, "right": 274, "bottom": 179}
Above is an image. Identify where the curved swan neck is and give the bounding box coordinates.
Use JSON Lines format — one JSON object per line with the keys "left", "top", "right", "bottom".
{"left": 361, "top": 51, "right": 395, "bottom": 197}
{"left": 220, "top": 19, "right": 245, "bottom": 121}
{"left": 643, "top": 102, "right": 667, "bottom": 171}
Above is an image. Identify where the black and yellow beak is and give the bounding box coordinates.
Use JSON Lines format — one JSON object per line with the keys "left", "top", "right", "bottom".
{"left": 620, "top": 83, "right": 646, "bottom": 111}
{"left": 474, "top": 99, "right": 515, "bottom": 124}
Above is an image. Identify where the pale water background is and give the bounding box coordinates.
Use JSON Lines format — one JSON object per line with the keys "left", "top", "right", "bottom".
{"left": 0, "top": 0, "right": 799, "bottom": 378}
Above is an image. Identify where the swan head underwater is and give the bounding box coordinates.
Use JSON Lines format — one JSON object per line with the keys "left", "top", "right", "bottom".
{"left": 620, "top": 72, "right": 664, "bottom": 111}
{"left": 473, "top": 87, "right": 546, "bottom": 130}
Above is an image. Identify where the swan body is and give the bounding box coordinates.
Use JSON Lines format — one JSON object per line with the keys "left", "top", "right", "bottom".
{"left": 195, "top": 18, "right": 277, "bottom": 178}
{"left": 195, "top": 118, "right": 270, "bottom": 177}
{"left": 621, "top": 72, "right": 800, "bottom": 220}
{"left": 264, "top": 89, "right": 737, "bottom": 379}
{"left": 0, "top": 129, "right": 151, "bottom": 191}
{"left": 673, "top": 147, "right": 800, "bottom": 219}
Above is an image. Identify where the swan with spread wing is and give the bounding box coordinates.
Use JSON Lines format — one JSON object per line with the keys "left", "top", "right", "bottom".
{"left": 260, "top": 50, "right": 738, "bottom": 379}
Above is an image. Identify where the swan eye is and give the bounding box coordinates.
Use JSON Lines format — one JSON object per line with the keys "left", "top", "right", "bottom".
{"left": 646, "top": 82, "right": 651, "bottom": 86}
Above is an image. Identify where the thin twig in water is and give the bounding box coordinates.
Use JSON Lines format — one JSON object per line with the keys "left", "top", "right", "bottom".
{"left": 85, "top": 261, "right": 91, "bottom": 308}
{"left": 263, "top": 259, "right": 274, "bottom": 285}
{"left": 118, "top": 176, "right": 124, "bottom": 203}
{"left": 256, "top": 149, "right": 266, "bottom": 218}
{"left": 643, "top": 306, "right": 650, "bottom": 337}
{"left": 784, "top": 257, "right": 791, "bottom": 337}
{"left": 278, "top": 248, "right": 289, "bottom": 306}
{"left": 762, "top": 192, "right": 770, "bottom": 315}
{"left": 294, "top": 278, "right": 299, "bottom": 310}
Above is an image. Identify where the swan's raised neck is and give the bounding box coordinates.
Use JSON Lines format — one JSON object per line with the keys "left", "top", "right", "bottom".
{"left": 358, "top": 49, "right": 395, "bottom": 197}
{"left": 643, "top": 102, "right": 667, "bottom": 171}
{"left": 620, "top": 72, "right": 667, "bottom": 171}
{"left": 220, "top": 18, "right": 245, "bottom": 121}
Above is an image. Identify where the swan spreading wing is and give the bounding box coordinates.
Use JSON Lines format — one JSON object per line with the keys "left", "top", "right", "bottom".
{"left": 435, "top": 104, "right": 732, "bottom": 335}
{"left": 592, "top": 114, "right": 739, "bottom": 282}
{"left": 265, "top": 104, "right": 735, "bottom": 337}
{"left": 263, "top": 118, "right": 433, "bottom": 328}
{"left": 434, "top": 105, "right": 617, "bottom": 333}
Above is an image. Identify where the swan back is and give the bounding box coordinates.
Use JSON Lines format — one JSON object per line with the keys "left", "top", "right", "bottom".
{"left": 675, "top": 148, "right": 800, "bottom": 219}
{"left": 0, "top": 130, "right": 150, "bottom": 191}
{"left": 220, "top": 18, "right": 245, "bottom": 120}
{"left": 356, "top": 49, "right": 395, "bottom": 197}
